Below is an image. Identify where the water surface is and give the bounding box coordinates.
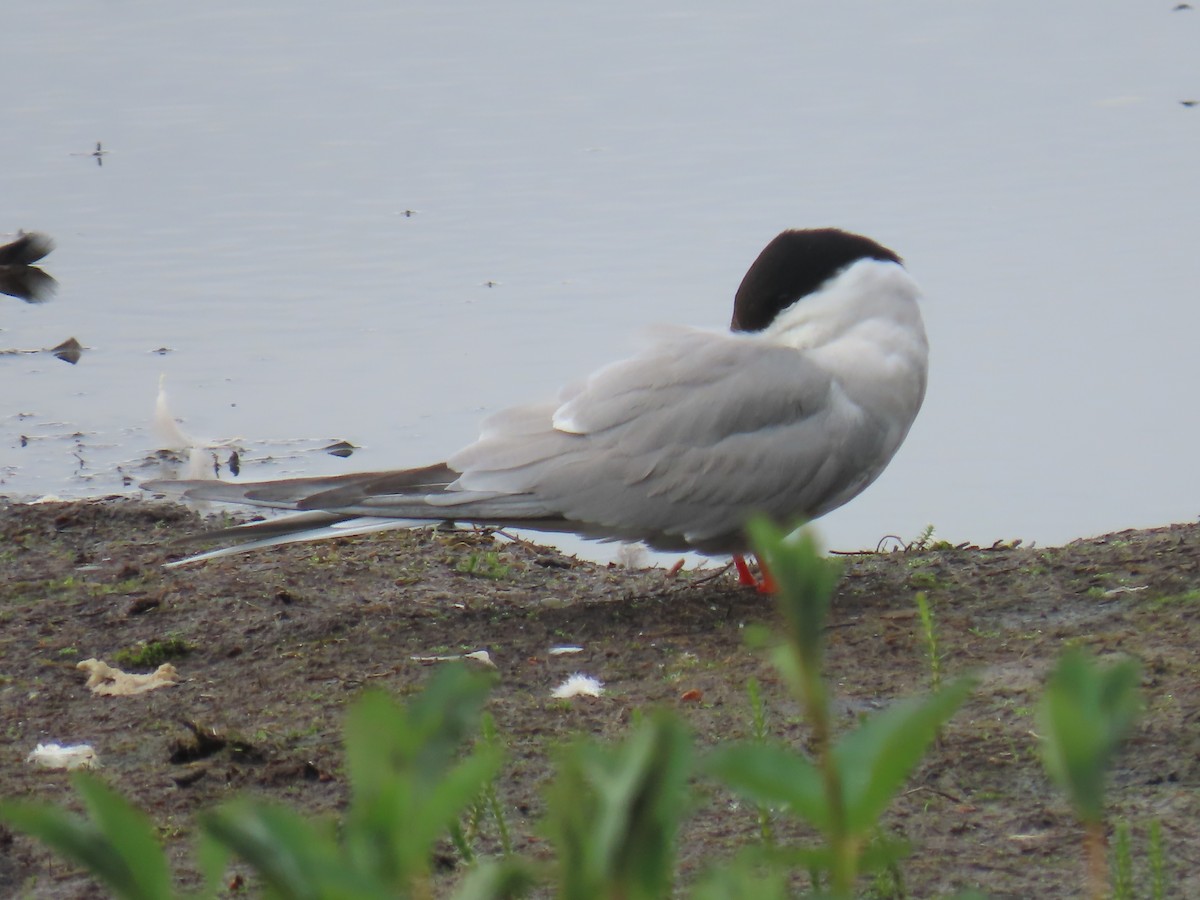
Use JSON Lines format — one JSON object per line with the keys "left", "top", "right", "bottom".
{"left": 3, "top": 2, "right": 1198, "bottom": 560}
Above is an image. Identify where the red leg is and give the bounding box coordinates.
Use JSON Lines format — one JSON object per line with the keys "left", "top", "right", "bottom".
{"left": 729, "top": 554, "right": 777, "bottom": 595}
{"left": 732, "top": 554, "right": 757, "bottom": 586}
{"left": 755, "top": 555, "right": 777, "bottom": 594}
{"left": 733, "top": 554, "right": 776, "bottom": 592}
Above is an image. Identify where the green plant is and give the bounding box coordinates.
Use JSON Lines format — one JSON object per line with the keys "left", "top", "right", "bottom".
{"left": 1149, "top": 819, "right": 1166, "bottom": 900}
{"left": 2, "top": 665, "right": 526, "bottom": 900}
{"left": 2, "top": 522, "right": 992, "bottom": 900}
{"left": 907, "top": 570, "right": 939, "bottom": 592}
{"left": 541, "top": 711, "right": 692, "bottom": 900}
{"left": 113, "top": 636, "right": 191, "bottom": 669}
{"left": 744, "top": 677, "right": 774, "bottom": 846}
{"left": 914, "top": 591, "right": 942, "bottom": 692}
{"left": 1112, "top": 819, "right": 1132, "bottom": 900}
{"left": 1144, "top": 588, "right": 1200, "bottom": 608}
{"left": 908, "top": 524, "right": 936, "bottom": 551}
{"left": 0, "top": 772, "right": 182, "bottom": 900}
{"left": 905, "top": 524, "right": 955, "bottom": 552}
{"left": 1108, "top": 818, "right": 1167, "bottom": 900}
{"left": 1037, "top": 649, "right": 1140, "bottom": 900}
{"left": 690, "top": 858, "right": 791, "bottom": 899}
{"left": 705, "top": 519, "right": 975, "bottom": 897}
{"left": 456, "top": 552, "right": 511, "bottom": 580}
{"left": 461, "top": 713, "right": 514, "bottom": 858}
{"left": 216, "top": 665, "right": 510, "bottom": 896}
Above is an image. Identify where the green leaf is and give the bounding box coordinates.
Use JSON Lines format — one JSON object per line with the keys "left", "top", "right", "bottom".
{"left": 691, "top": 854, "right": 793, "bottom": 900}
{"left": 396, "top": 746, "right": 503, "bottom": 870}
{"left": 341, "top": 665, "right": 495, "bottom": 886}
{"left": 75, "top": 773, "right": 175, "bottom": 900}
{"left": 1037, "top": 649, "right": 1140, "bottom": 824}
{"left": 194, "top": 828, "right": 233, "bottom": 899}
{"left": 835, "top": 676, "right": 976, "bottom": 833}
{"left": 543, "top": 711, "right": 692, "bottom": 900}
{"left": 0, "top": 801, "right": 137, "bottom": 899}
{"left": 703, "top": 743, "right": 829, "bottom": 830}
{"left": 202, "top": 800, "right": 384, "bottom": 900}
{"left": 451, "top": 856, "right": 543, "bottom": 900}
{"left": 0, "top": 773, "right": 173, "bottom": 900}
{"left": 344, "top": 668, "right": 491, "bottom": 802}
{"left": 745, "top": 519, "right": 842, "bottom": 673}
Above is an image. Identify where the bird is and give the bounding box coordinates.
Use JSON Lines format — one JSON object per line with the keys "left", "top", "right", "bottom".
{"left": 144, "top": 227, "right": 929, "bottom": 580}
{"left": 0, "top": 230, "right": 54, "bottom": 266}
{"left": 0, "top": 231, "right": 57, "bottom": 303}
{"left": 70, "top": 142, "right": 110, "bottom": 166}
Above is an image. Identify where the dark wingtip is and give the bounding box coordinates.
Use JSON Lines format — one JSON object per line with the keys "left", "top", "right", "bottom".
{"left": 730, "top": 228, "right": 902, "bottom": 332}
{"left": 0, "top": 231, "right": 55, "bottom": 266}
{"left": 0, "top": 266, "right": 58, "bottom": 303}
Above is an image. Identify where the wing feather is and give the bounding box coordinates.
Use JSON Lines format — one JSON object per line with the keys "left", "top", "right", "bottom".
{"left": 445, "top": 327, "right": 874, "bottom": 550}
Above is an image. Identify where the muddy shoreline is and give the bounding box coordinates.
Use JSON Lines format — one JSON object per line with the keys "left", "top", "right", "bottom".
{"left": 2, "top": 498, "right": 1198, "bottom": 898}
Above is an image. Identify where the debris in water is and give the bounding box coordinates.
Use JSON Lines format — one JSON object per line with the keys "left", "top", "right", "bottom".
{"left": 77, "top": 658, "right": 180, "bottom": 695}
{"left": 154, "top": 375, "right": 241, "bottom": 452}
{"left": 27, "top": 742, "right": 101, "bottom": 770}
{"left": 0, "top": 336, "right": 84, "bottom": 362}
{"left": 51, "top": 337, "right": 83, "bottom": 365}
{"left": 548, "top": 645, "right": 583, "bottom": 656}
{"left": 322, "top": 440, "right": 357, "bottom": 458}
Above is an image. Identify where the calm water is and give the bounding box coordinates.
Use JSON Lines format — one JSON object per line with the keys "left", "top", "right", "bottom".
{"left": 3, "top": 2, "right": 1198, "bottom": 561}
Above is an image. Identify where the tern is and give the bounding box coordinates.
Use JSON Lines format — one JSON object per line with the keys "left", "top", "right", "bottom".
{"left": 145, "top": 228, "right": 928, "bottom": 581}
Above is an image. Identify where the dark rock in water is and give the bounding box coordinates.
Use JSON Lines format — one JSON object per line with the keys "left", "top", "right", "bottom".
{"left": 323, "top": 440, "right": 358, "bottom": 458}
{"left": 51, "top": 337, "right": 83, "bottom": 365}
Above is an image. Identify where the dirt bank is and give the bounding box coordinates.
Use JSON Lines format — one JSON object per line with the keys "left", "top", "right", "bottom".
{"left": 1, "top": 498, "right": 1198, "bottom": 898}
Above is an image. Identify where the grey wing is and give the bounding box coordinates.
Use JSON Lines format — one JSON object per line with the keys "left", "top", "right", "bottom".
{"left": 142, "top": 463, "right": 468, "bottom": 564}
{"left": 445, "top": 327, "right": 890, "bottom": 551}
{"left": 144, "top": 463, "right": 458, "bottom": 512}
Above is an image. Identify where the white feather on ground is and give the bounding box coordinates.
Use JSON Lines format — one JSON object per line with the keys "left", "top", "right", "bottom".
{"left": 551, "top": 673, "right": 605, "bottom": 699}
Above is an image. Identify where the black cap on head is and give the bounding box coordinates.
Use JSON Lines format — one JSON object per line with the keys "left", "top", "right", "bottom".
{"left": 730, "top": 228, "right": 902, "bottom": 332}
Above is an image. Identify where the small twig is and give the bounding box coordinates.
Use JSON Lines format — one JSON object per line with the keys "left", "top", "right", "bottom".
{"left": 491, "top": 528, "right": 545, "bottom": 552}
{"left": 875, "top": 534, "right": 905, "bottom": 553}
{"left": 823, "top": 619, "right": 860, "bottom": 631}
{"left": 689, "top": 562, "right": 734, "bottom": 585}
{"left": 903, "top": 784, "right": 966, "bottom": 805}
